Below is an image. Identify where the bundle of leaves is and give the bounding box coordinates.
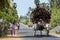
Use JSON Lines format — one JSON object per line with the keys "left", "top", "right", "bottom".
{"left": 31, "top": 7, "right": 51, "bottom": 23}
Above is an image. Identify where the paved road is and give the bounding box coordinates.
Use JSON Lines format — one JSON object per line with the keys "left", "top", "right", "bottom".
{"left": 9, "top": 23, "right": 60, "bottom": 40}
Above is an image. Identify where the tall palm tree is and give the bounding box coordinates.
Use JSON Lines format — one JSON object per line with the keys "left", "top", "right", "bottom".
{"left": 34, "top": 0, "right": 40, "bottom": 7}
{"left": 56, "top": 0, "right": 60, "bottom": 8}
{"left": 41, "top": 3, "right": 50, "bottom": 10}
{"left": 48, "top": 0, "right": 57, "bottom": 8}
{"left": 49, "top": 0, "right": 54, "bottom": 8}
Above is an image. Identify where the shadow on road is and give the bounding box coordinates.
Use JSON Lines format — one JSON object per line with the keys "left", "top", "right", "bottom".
{"left": 6, "top": 35, "right": 60, "bottom": 38}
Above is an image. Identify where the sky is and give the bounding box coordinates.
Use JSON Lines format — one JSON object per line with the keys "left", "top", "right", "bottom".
{"left": 14, "top": 0, "right": 49, "bottom": 17}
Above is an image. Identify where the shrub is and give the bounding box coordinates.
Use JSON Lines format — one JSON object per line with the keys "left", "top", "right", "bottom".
{"left": 56, "top": 30, "right": 60, "bottom": 34}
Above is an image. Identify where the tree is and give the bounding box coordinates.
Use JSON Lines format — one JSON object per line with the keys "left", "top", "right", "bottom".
{"left": 0, "top": 0, "right": 19, "bottom": 37}
{"left": 56, "top": 0, "right": 60, "bottom": 8}
{"left": 40, "top": 3, "right": 49, "bottom": 10}
{"left": 49, "top": 0, "right": 55, "bottom": 8}
{"left": 34, "top": 0, "right": 40, "bottom": 7}
{"left": 49, "top": 0, "right": 60, "bottom": 8}
{"left": 0, "top": 0, "right": 11, "bottom": 12}
{"left": 48, "top": 0, "right": 60, "bottom": 28}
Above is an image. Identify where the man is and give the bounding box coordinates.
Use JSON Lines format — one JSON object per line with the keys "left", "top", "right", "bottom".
{"left": 46, "top": 23, "right": 50, "bottom": 36}
{"left": 18, "top": 23, "right": 20, "bottom": 30}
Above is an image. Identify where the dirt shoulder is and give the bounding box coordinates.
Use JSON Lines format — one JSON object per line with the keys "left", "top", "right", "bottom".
{"left": 0, "top": 38, "right": 24, "bottom": 40}
{"left": 49, "top": 33, "right": 60, "bottom": 38}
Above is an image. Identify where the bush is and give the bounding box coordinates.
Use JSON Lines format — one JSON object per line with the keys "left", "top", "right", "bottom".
{"left": 0, "top": 11, "right": 18, "bottom": 37}
{"left": 56, "top": 30, "right": 60, "bottom": 34}
{"left": 22, "top": 19, "right": 28, "bottom": 25}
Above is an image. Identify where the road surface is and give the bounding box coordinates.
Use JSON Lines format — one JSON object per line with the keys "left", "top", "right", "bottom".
{"left": 16, "top": 23, "right": 60, "bottom": 40}
{"left": 1, "top": 23, "right": 60, "bottom": 40}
